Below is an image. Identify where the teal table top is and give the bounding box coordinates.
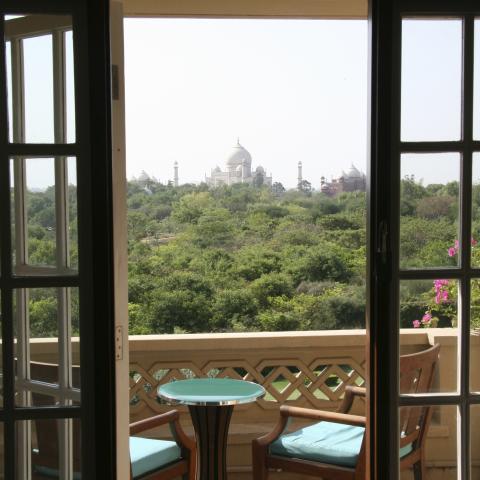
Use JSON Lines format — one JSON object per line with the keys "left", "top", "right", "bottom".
{"left": 158, "top": 378, "right": 266, "bottom": 406}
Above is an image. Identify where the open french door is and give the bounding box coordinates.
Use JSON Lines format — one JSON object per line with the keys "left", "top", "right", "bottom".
{"left": 371, "top": 0, "right": 480, "bottom": 478}
{"left": 0, "top": 1, "right": 117, "bottom": 478}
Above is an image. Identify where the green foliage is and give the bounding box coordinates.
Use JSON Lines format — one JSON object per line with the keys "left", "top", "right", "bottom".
{"left": 211, "top": 289, "right": 258, "bottom": 331}
{"left": 234, "top": 246, "right": 281, "bottom": 281}
{"left": 192, "top": 208, "right": 235, "bottom": 247}
{"left": 416, "top": 195, "right": 455, "bottom": 220}
{"left": 146, "top": 289, "right": 213, "bottom": 333}
{"left": 249, "top": 272, "right": 294, "bottom": 307}
{"left": 171, "top": 191, "right": 214, "bottom": 224}
{"left": 29, "top": 296, "right": 58, "bottom": 337}
{"left": 284, "top": 245, "right": 352, "bottom": 284}
{"left": 28, "top": 174, "right": 475, "bottom": 336}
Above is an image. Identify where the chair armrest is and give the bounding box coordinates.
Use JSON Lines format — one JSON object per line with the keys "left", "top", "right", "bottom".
{"left": 129, "top": 410, "right": 179, "bottom": 435}
{"left": 338, "top": 386, "right": 366, "bottom": 414}
{"left": 346, "top": 386, "right": 366, "bottom": 397}
{"left": 253, "top": 412, "right": 290, "bottom": 448}
{"left": 280, "top": 405, "right": 366, "bottom": 427}
{"left": 129, "top": 410, "right": 195, "bottom": 452}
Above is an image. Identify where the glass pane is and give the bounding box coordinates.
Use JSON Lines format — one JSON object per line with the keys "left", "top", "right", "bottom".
{"left": 4, "top": 15, "right": 74, "bottom": 144}
{"left": 17, "top": 419, "right": 81, "bottom": 479}
{"left": 68, "top": 157, "right": 78, "bottom": 269}
{"left": 473, "top": 153, "right": 480, "bottom": 268}
{"left": 11, "top": 158, "right": 56, "bottom": 269}
{"left": 401, "top": 19, "right": 462, "bottom": 141}
{"left": 23, "top": 34, "right": 54, "bottom": 143}
{"left": 65, "top": 31, "right": 76, "bottom": 144}
{"left": 471, "top": 405, "right": 480, "bottom": 478}
{"left": 474, "top": 19, "right": 480, "bottom": 140}
{"left": 400, "top": 280, "right": 458, "bottom": 393}
{"left": 10, "top": 157, "right": 78, "bottom": 273}
{"left": 5, "top": 41, "right": 13, "bottom": 143}
{"left": 471, "top": 279, "right": 480, "bottom": 393}
{"left": 400, "top": 153, "right": 460, "bottom": 269}
{"left": 14, "top": 288, "right": 80, "bottom": 407}
{"left": 399, "top": 405, "right": 457, "bottom": 479}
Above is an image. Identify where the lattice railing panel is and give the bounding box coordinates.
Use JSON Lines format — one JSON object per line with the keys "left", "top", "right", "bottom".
{"left": 129, "top": 355, "right": 366, "bottom": 415}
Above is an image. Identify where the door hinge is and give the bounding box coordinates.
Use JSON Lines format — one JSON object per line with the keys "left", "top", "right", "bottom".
{"left": 115, "top": 325, "right": 123, "bottom": 360}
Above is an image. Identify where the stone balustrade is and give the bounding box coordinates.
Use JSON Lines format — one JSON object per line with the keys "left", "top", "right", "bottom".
{"left": 28, "top": 328, "right": 478, "bottom": 479}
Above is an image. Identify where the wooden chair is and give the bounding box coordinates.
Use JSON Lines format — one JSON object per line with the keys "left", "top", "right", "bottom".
{"left": 24, "top": 362, "right": 196, "bottom": 480}
{"left": 252, "top": 343, "right": 440, "bottom": 480}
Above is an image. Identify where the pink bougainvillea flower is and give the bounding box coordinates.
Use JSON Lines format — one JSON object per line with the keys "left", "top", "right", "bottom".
{"left": 434, "top": 279, "right": 449, "bottom": 292}
{"left": 472, "top": 237, "right": 478, "bottom": 246}
{"left": 422, "top": 312, "right": 432, "bottom": 322}
{"left": 413, "top": 320, "right": 421, "bottom": 328}
{"left": 454, "top": 239, "right": 459, "bottom": 250}
{"left": 448, "top": 247, "right": 456, "bottom": 257}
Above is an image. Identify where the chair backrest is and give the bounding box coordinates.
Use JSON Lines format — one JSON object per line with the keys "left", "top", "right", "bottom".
{"left": 399, "top": 344, "right": 440, "bottom": 449}
{"left": 28, "top": 362, "right": 81, "bottom": 472}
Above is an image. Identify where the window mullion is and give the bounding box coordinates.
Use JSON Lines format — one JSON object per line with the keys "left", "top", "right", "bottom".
{"left": 15, "top": 287, "right": 31, "bottom": 480}
{"left": 53, "top": 29, "right": 68, "bottom": 268}
{"left": 11, "top": 38, "right": 27, "bottom": 272}
{"left": 53, "top": 29, "right": 73, "bottom": 480}
{"left": 10, "top": 38, "right": 24, "bottom": 143}
{"left": 11, "top": 33, "right": 32, "bottom": 480}
{"left": 460, "top": 14, "right": 475, "bottom": 480}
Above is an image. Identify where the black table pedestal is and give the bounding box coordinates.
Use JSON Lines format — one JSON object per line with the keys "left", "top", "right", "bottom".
{"left": 188, "top": 405, "right": 234, "bottom": 480}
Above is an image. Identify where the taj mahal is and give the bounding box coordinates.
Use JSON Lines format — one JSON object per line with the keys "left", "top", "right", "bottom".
{"left": 133, "top": 139, "right": 366, "bottom": 195}
{"left": 205, "top": 139, "right": 272, "bottom": 187}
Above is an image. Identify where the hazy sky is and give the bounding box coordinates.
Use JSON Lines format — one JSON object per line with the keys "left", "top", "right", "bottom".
{"left": 7, "top": 17, "right": 480, "bottom": 190}
{"left": 124, "top": 19, "right": 368, "bottom": 189}
{"left": 123, "top": 17, "right": 478, "bottom": 189}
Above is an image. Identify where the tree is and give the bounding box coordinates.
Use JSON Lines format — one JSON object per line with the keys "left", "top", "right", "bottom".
{"left": 416, "top": 195, "right": 455, "bottom": 220}
{"left": 193, "top": 208, "right": 235, "bottom": 247}
{"left": 234, "top": 245, "right": 281, "bottom": 281}
{"left": 147, "top": 289, "right": 213, "bottom": 333}
{"left": 253, "top": 172, "right": 264, "bottom": 188}
{"left": 211, "top": 289, "right": 258, "bottom": 331}
{"left": 298, "top": 180, "right": 312, "bottom": 194}
{"left": 249, "top": 272, "right": 294, "bottom": 307}
{"left": 272, "top": 182, "right": 286, "bottom": 195}
{"left": 284, "top": 246, "right": 352, "bottom": 284}
{"left": 171, "top": 191, "right": 214, "bottom": 224}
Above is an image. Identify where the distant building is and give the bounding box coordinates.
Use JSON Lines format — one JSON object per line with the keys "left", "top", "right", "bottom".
{"left": 297, "top": 161, "right": 303, "bottom": 190}
{"left": 205, "top": 139, "right": 272, "bottom": 187}
{"left": 173, "top": 161, "right": 179, "bottom": 187}
{"left": 320, "top": 164, "right": 366, "bottom": 196}
{"left": 134, "top": 170, "right": 156, "bottom": 194}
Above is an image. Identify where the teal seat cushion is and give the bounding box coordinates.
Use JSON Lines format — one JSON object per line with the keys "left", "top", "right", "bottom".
{"left": 130, "top": 436, "right": 182, "bottom": 478}
{"left": 270, "top": 421, "right": 413, "bottom": 468}
{"left": 270, "top": 421, "right": 365, "bottom": 468}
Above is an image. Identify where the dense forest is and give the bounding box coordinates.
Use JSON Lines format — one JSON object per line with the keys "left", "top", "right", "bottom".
{"left": 24, "top": 176, "right": 480, "bottom": 337}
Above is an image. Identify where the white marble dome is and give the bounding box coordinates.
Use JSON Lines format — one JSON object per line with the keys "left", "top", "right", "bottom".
{"left": 226, "top": 139, "right": 252, "bottom": 167}
{"left": 346, "top": 164, "right": 362, "bottom": 178}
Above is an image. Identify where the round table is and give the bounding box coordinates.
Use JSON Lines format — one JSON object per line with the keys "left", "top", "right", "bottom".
{"left": 158, "top": 378, "right": 265, "bottom": 480}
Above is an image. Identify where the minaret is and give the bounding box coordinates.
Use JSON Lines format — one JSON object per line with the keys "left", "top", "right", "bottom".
{"left": 297, "top": 161, "right": 303, "bottom": 190}
{"left": 174, "top": 161, "right": 179, "bottom": 187}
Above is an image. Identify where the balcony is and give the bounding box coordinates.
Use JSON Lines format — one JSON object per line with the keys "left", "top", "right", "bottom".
{"left": 30, "top": 329, "right": 476, "bottom": 479}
